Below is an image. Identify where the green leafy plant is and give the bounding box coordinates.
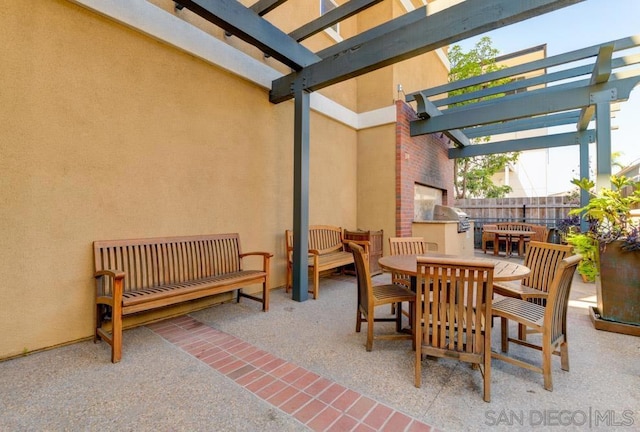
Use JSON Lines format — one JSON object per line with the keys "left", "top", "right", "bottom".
{"left": 565, "top": 231, "right": 598, "bottom": 282}
{"left": 569, "top": 175, "right": 640, "bottom": 252}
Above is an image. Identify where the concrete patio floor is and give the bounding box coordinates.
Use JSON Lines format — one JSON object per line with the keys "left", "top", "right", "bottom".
{"left": 1, "top": 252, "right": 638, "bottom": 431}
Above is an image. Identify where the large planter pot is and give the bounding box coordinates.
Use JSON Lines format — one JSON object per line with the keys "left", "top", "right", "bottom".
{"left": 594, "top": 240, "right": 640, "bottom": 332}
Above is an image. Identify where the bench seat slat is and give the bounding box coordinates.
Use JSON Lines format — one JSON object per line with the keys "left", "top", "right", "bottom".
{"left": 122, "top": 270, "right": 266, "bottom": 308}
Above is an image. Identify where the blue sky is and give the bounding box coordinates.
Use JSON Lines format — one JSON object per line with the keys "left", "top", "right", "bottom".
{"left": 456, "top": 0, "right": 640, "bottom": 193}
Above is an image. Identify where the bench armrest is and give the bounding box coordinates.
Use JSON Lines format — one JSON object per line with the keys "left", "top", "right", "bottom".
{"left": 94, "top": 269, "right": 125, "bottom": 280}
{"left": 94, "top": 269, "right": 125, "bottom": 308}
{"left": 240, "top": 251, "right": 273, "bottom": 272}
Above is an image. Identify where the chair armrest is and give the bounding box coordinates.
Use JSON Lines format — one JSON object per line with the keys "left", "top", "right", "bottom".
{"left": 493, "top": 281, "right": 549, "bottom": 300}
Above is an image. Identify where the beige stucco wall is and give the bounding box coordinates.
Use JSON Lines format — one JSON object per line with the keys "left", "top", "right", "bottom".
{"left": 356, "top": 124, "right": 396, "bottom": 255}
{"left": 0, "top": 0, "right": 357, "bottom": 359}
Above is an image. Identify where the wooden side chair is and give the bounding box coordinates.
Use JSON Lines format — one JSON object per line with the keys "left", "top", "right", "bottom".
{"left": 388, "top": 236, "right": 438, "bottom": 313}
{"left": 522, "top": 224, "right": 550, "bottom": 253}
{"left": 481, "top": 224, "right": 502, "bottom": 254}
{"left": 415, "top": 256, "right": 495, "bottom": 402}
{"left": 349, "top": 242, "right": 416, "bottom": 352}
{"left": 492, "top": 254, "right": 581, "bottom": 391}
{"left": 493, "top": 241, "right": 574, "bottom": 340}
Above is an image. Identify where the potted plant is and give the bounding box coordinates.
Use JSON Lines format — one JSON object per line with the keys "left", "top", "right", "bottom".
{"left": 569, "top": 175, "right": 640, "bottom": 335}
{"left": 565, "top": 231, "right": 598, "bottom": 282}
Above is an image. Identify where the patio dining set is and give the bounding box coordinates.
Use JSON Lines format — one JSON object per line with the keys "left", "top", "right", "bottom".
{"left": 349, "top": 236, "right": 579, "bottom": 403}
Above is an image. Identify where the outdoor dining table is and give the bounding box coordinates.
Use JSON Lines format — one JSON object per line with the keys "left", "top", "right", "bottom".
{"left": 482, "top": 229, "right": 534, "bottom": 257}
{"left": 378, "top": 253, "right": 531, "bottom": 334}
{"left": 378, "top": 253, "right": 531, "bottom": 283}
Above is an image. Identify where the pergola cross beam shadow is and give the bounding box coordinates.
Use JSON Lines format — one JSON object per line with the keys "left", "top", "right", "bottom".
{"left": 172, "top": 0, "right": 607, "bottom": 302}
{"left": 408, "top": 34, "right": 640, "bottom": 207}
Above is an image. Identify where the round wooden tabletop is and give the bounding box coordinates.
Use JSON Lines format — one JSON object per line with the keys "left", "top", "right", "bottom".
{"left": 482, "top": 229, "right": 534, "bottom": 236}
{"left": 378, "top": 254, "right": 530, "bottom": 282}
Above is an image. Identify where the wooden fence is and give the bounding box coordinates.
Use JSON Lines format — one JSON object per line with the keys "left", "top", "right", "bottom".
{"left": 454, "top": 196, "right": 580, "bottom": 246}
{"left": 454, "top": 196, "right": 579, "bottom": 223}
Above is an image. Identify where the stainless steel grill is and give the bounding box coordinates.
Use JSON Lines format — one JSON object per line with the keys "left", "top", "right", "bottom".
{"left": 433, "top": 205, "right": 470, "bottom": 233}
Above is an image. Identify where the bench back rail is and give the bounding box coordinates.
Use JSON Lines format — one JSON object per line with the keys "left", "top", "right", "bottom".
{"left": 94, "top": 234, "right": 244, "bottom": 296}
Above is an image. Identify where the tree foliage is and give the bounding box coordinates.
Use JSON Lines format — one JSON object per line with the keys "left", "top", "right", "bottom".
{"left": 448, "top": 37, "right": 520, "bottom": 199}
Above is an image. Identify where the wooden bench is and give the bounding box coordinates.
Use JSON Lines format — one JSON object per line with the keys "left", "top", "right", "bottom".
{"left": 285, "top": 225, "right": 366, "bottom": 299}
{"left": 93, "top": 233, "right": 272, "bottom": 363}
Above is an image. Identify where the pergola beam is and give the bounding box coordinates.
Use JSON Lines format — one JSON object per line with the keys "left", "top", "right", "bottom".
{"left": 414, "top": 93, "right": 470, "bottom": 147}
{"left": 462, "top": 111, "right": 581, "bottom": 138}
{"left": 289, "top": 0, "right": 383, "bottom": 42}
{"left": 270, "top": 0, "right": 584, "bottom": 103}
{"left": 407, "top": 34, "right": 638, "bottom": 101}
{"left": 177, "top": 0, "right": 318, "bottom": 70}
{"left": 448, "top": 130, "right": 595, "bottom": 159}
{"left": 410, "top": 73, "right": 640, "bottom": 136}
{"left": 429, "top": 52, "right": 640, "bottom": 109}
{"left": 250, "top": 0, "right": 288, "bottom": 16}
{"left": 576, "top": 45, "right": 614, "bottom": 130}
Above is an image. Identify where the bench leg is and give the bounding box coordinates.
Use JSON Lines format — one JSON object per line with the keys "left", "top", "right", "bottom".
{"left": 285, "top": 261, "right": 292, "bottom": 293}
{"left": 111, "top": 298, "right": 123, "bottom": 363}
{"left": 312, "top": 269, "right": 319, "bottom": 299}
{"left": 94, "top": 304, "right": 102, "bottom": 343}
{"left": 262, "top": 280, "right": 269, "bottom": 312}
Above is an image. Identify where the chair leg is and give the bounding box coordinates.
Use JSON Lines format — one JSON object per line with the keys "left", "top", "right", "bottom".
{"left": 366, "top": 313, "right": 374, "bottom": 352}
{"left": 500, "top": 317, "right": 509, "bottom": 352}
{"left": 356, "top": 308, "right": 362, "bottom": 333}
{"left": 542, "top": 343, "right": 553, "bottom": 391}
{"left": 560, "top": 341, "right": 570, "bottom": 372}
{"left": 483, "top": 343, "right": 491, "bottom": 402}
{"left": 414, "top": 320, "right": 422, "bottom": 387}
{"left": 395, "top": 302, "right": 402, "bottom": 332}
{"left": 518, "top": 323, "right": 527, "bottom": 341}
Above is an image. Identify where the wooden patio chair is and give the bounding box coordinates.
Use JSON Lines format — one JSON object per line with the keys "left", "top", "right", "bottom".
{"left": 388, "top": 237, "right": 438, "bottom": 314}
{"left": 415, "top": 256, "right": 495, "bottom": 402}
{"left": 349, "top": 242, "right": 416, "bottom": 352}
{"left": 492, "top": 254, "right": 581, "bottom": 391}
{"left": 481, "top": 224, "right": 503, "bottom": 254}
{"left": 493, "top": 241, "right": 574, "bottom": 340}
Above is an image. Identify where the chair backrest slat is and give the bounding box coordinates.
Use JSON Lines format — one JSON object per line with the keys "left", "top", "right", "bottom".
{"left": 417, "top": 257, "right": 494, "bottom": 354}
{"left": 522, "top": 241, "right": 574, "bottom": 304}
{"left": 388, "top": 237, "right": 438, "bottom": 288}
{"left": 545, "top": 254, "right": 581, "bottom": 343}
{"left": 349, "top": 242, "right": 373, "bottom": 315}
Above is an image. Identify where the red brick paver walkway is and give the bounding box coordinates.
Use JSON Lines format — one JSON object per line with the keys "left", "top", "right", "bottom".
{"left": 147, "top": 316, "right": 436, "bottom": 432}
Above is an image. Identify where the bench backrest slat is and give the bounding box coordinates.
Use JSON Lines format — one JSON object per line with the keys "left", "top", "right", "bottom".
{"left": 94, "top": 234, "right": 242, "bottom": 292}
{"left": 286, "top": 225, "right": 345, "bottom": 257}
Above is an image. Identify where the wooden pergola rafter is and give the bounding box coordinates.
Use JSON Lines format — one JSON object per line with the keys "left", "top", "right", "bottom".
{"left": 173, "top": 0, "right": 598, "bottom": 302}
{"left": 408, "top": 34, "right": 640, "bottom": 208}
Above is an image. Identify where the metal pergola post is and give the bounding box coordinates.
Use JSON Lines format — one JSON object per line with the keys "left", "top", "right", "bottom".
{"left": 292, "top": 83, "right": 310, "bottom": 302}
